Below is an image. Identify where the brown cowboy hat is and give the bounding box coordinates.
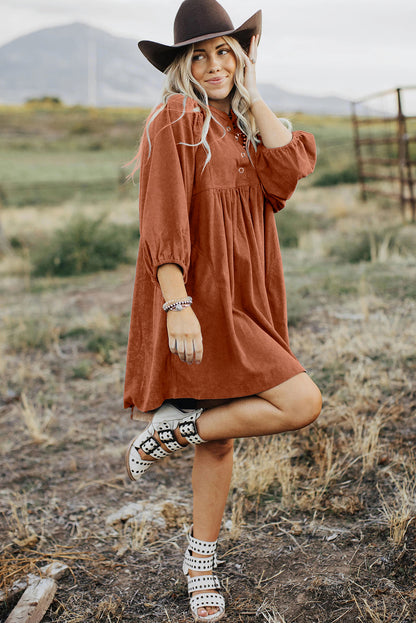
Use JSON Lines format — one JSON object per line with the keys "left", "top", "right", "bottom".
{"left": 138, "top": 0, "right": 262, "bottom": 73}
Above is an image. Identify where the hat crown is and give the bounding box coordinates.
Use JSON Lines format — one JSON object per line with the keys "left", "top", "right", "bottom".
{"left": 174, "top": 0, "right": 234, "bottom": 44}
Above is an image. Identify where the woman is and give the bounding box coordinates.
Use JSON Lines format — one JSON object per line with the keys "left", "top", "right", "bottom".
{"left": 124, "top": 0, "right": 322, "bottom": 620}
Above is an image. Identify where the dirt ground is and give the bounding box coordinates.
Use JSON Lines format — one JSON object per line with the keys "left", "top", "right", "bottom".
{"left": 1, "top": 233, "right": 416, "bottom": 622}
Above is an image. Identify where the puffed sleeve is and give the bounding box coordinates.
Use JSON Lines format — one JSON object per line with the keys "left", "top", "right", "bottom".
{"left": 138, "top": 95, "right": 202, "bottom": 284}
{"left": 254, "top": 131, "right": 317, "bottom": 212}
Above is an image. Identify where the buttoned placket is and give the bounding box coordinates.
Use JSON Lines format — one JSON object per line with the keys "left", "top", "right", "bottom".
{"left": 226, "top": 113, "right": 248, "bottom": 175}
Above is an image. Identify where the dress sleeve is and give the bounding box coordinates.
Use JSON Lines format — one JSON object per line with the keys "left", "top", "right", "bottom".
{"left": 254, "top": 131, "right": 317, "bottom": 213}
{"left": 138, "top": 95, "right": 201, "bottom": 284}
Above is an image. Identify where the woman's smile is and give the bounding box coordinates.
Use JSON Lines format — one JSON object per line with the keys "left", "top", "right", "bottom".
{"left": 206, "top": 77, "right": 226, "bottom": 84}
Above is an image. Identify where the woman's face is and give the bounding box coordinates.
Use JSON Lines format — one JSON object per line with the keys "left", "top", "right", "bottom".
{"left": 191, "top": 36, "right": 237, "bottom": 112}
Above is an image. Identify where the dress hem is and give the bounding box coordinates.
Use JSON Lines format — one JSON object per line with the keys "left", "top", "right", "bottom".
{"left": 124, "top": 365, "right": 306, "bottom": 418}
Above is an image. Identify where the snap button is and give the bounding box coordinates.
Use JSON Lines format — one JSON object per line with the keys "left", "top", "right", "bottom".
{"left": 239, "top": 167, "right": 244, "bottom": 174}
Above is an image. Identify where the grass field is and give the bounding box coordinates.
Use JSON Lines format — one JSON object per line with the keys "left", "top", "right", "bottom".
{"left": 0, "top": 105, "right": 415, "bottom": 622}
{"left": 0, "top": 103, "right": 356, "bottom": 206}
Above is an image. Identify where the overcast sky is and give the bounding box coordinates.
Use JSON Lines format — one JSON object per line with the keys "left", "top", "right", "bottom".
{"left": 2, "top": 0, "right": 416, "bottom": 103}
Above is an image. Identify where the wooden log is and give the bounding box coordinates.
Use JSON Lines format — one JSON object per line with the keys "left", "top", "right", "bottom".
{"left": 39, "top": 562, "right": 69, "bottom": 581}
{"left": 0, "top": 576, "right": 33, "bottom": 602}
{"left": 5, "top": 578, "right": 57, "bottom": 623}
{"left": 0, "top": 561, "right": 69, "bottom": 602}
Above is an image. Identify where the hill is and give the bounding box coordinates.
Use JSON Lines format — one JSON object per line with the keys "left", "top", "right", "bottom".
{"left": 0, "top": 23, "right": 162, "bottom": 107}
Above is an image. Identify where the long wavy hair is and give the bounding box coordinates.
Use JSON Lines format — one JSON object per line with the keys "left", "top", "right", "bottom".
{"left": 128, "top": 36, "right": 262, "bottom": 177}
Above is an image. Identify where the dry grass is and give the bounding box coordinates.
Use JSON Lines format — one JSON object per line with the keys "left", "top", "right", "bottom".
{"left": 4, "top": 493, "right": 41, "bottom": 549}
{"left": 379, "top": 467, "right": 416, "bottom": 546}
{"left": 353, "top": 595, "right": 410, "bottom": 623}
{"left": 3, "top": 315, "right": 60, "bottom": 353}
{"left": 257, "top": 600, "right": 288, "bottom": 622}
{"left": 349, "top": 409, "right": 386, "bottom": 473}
{"left": 232, "top": 435, "right": 298, "bottom": 502}
{"left": 1, "top": 200, "right": 139, "bottom": 240}
{"left": 227, "top": 495, "right": 244, "bottom": 540}
{"left": 117, "top": 517, "right": 151, "bottom": 555}
{"left": 1, "top": 185, "right": 416, "bottom": 621}
{"left": 95, "top": 595, "right": 125, "bottom": 621}
{"left": 19, "top": 393, "right": 55, "bottom": 444}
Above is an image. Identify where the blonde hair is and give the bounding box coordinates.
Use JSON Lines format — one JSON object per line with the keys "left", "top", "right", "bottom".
{"left": 128, "top": 36, "right": 260, "bottom": 177}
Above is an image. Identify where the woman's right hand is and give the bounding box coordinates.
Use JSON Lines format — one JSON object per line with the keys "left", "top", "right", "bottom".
{"left": 167, "top": 306, "right": 203, "bottom": 364}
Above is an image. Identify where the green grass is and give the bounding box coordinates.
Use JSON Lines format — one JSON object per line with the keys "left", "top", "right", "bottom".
{"left": 0, "top": 105, "right": 360, "bottom": 207}
{"left": 1, "top": 148, "right": 139, "bottom": 206}
{"left": 276, "top": 208, "right": 334, "bottom": 248}
{"left": 283, "top": 250, "right": 416, "bottom": 326}
{"left": 0, "top": 104, "right": 147, "bottom": 206}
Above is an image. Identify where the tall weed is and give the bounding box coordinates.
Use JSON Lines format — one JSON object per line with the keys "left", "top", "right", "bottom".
{"left": 327, "top": 225, "right": 415, "bottom": 263}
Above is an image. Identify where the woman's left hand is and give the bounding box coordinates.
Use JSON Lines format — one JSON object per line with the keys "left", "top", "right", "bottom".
{"left": 243, "top": 34, "right": 261, "bottom": 102}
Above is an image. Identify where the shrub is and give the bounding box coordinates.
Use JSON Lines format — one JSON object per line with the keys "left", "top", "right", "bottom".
{"left": 275, "top": 209, "right": 300, "bottom": 248}
{"left": 313, "top": 164, "right": 358, "bottom": 187}
{"left": 25, "top": 96, "right": 63, "bottom": 107}
{"left": 276, "top": 209, "right": 323, "bottom": 248}
{"left": 328, "top": 231, "right": 372, "bottom": 263}
{"left": 5, "top": 316, "right": 58, "bottom": 352}
{"left": 86, "top": 329, "right": 126, "bottom": 364}
{"left": 72, "top": 360, "right": 94, "bottom": 379}
{"left": 31, "top": 214, "right": 137, "bottom": 277}
{"left": 327, "top": 225, "right": 415, "bottom": 264}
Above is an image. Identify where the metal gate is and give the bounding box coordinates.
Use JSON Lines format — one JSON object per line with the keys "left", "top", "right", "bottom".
{"left": 351, "top": 87, "right": 416, "bottom": 222}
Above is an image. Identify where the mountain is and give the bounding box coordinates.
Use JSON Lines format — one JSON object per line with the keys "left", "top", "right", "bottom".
{"left": 0, "top": 22, "right": 356, "bottom": 114}
{"left": 0, "top": 22, "right": 163, "bottom": 107}
{"left": 259, "top": 83, "right": 356, "bottom": 116}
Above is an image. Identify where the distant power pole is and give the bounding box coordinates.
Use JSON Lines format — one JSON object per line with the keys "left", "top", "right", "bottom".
{"left": 87, "top": 27, "right": 97, "bottom": 107}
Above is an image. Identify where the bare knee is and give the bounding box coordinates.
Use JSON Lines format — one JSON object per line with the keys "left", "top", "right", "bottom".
{"left": 200, "top": 438, "right": 234, "bottom": 459}
{"left": 259, "top": 373, "right": 322, "bottom": 432}
{"left": 287, "top": 383, "right": 322, "bottom": 430}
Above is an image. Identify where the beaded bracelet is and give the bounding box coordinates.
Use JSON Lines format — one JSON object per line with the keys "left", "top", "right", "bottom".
{"left": 162, "top": 296, "right": 193, "bottom": 312}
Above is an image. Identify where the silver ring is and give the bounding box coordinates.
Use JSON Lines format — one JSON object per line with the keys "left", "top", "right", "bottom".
{"left": 250, "top": 57, "right": 256, "bottom": 64}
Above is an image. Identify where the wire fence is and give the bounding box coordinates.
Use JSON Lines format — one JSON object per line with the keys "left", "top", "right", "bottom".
{"left": 351, "top": 87, "right": 416, "bottom": 222}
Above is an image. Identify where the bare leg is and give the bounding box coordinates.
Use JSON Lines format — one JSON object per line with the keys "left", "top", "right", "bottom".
{"left": 184, "top": 373, "right": 321, "bottom": 618}
{"left": 136, "top": 372, "right": 321, "bottom": 444}
{"left": 136, "top": 373, "right": 321, "bottom": 461}
{"left": 189, "top": 439, "right": 234, "bottom": 618}
{"left": 133, "top": 373, "right": 321, "bottom": 618}
{"left": 196, "top": 372, "right": 322, "bottom": 442}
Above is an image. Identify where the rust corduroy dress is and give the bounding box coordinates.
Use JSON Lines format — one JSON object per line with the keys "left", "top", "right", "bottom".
{"left": 124, "top": 94, "right": 317, "bottom": 413}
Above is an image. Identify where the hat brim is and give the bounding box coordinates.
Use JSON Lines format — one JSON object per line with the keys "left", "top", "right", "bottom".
{"left": 138, "top": 10, "right": 262, "bottom": 73}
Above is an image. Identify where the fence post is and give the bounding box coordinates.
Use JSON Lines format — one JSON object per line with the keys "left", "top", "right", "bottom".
{"left": 396, "top": 88, "right": 407, "bottom": 219}
{"left": 351, "top": 101, "right": 366, "bottom": 201}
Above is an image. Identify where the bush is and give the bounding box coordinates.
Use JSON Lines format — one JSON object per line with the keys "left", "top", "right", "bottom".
{"left": 5, "top": 316, "right": 58, "bottom": 352}
{"left": 313, "top": 164, "right": 358, "bottom": 187}
{"left": 31, "top": 214, "right": 137, "bottom": 277}
{"left": 86, "top": 328, "right": 126, "bottom": 364}
{"left": 328, "top": 231, "right": 372, "bottom": 263}
{"left": 327, "top": 225, "right": 415, "bottom": 264}
{"left": 25, "top": 96, "right": 63, "bottom": 107}
{"left": 276, "top": 209, "right": 328, "bottom": 248}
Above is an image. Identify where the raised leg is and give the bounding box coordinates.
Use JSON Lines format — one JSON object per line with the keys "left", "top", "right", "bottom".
{"left": 197, "top": 372, "right": 322, "bottom": 442}
{"left": 128, "top": 373, "right": 321, "bottom": 619}
{"left": 185, "top": 372, "right": 321, "bottom": 619}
